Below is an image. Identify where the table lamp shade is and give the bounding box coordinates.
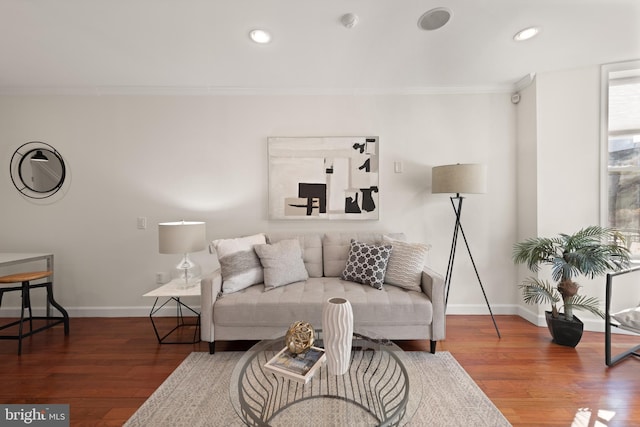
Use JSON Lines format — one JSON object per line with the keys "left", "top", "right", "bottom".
{"left": 431, "top": 163, "right": 487, "bottom": 194}
{"left": 158, "top": 221, "right": 206, "bottom": 254}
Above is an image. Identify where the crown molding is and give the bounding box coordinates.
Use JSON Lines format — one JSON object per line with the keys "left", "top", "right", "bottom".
{"left": 0, "top": 84, "right": 516, "bottom": 96}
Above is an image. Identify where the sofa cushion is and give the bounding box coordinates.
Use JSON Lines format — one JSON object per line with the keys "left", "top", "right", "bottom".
{"left": 383, "top": 236, "right": 430, "bottom": 291}
{"left": 323, "top": 232, "right": 405, "bottom": 277}
{"left": 255, "top": 239, "right": 309, "bottom": 290}
{"left": 266, "top": 233, "right": 323, "bottom": 277}
{"left": 612, "top": 306, "right": 640, "bottom": 332}
{"left": 211, "top": 233, "right": 266, "bottom": 294}
{"left": 341, "top": 239, "right": 392, "bottom": 290}
{"left": 214, "top": 277, "right": 433, "bottom": 329}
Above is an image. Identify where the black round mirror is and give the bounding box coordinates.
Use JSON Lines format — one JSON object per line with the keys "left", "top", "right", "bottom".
{"left": 10, "top": 142, "right": 67, "bottom": 199}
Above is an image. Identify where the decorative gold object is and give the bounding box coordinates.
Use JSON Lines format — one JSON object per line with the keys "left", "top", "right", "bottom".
{"left": 285, "top": 321, "right": 315, "bottom": 354}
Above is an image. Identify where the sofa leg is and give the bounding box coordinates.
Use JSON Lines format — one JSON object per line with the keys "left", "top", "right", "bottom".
{"left": 430, "top": 340, "right": 437, "bottom": 354}
{"left": 209, "top": 342, "right": 215, "bottom": 354}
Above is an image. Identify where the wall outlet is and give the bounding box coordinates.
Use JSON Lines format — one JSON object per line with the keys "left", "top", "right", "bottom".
{"left": 156, "top": 272, "right": 170, "bottom": 284}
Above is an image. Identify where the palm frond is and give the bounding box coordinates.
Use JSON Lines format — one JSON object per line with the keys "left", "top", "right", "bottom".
{"left": 512, "top": 237, "right": 560, "bottom": 272}
{"left": 519, "top": 277, "right": 560, "bottom": 306}
{"left": 514, "top": 226, "right": 630, "bottom": 280}
{"left": 564, "top": 294, "right": 605, "bottom": 319}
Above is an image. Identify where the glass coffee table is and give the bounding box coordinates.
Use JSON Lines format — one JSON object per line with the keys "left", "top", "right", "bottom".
{"left": 230, "top": 330, "right": 422, "bottom": 426}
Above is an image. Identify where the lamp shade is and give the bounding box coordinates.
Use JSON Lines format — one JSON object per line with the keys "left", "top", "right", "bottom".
{"left": 432, "top": 163, "right": 487, "bottom": 194}
{"left": 158, "top": 221, "right": 206, "bottom": 254}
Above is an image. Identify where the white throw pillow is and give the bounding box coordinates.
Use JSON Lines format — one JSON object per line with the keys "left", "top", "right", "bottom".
{"left": 254, "top": 239, "right": 309, "bottom": 290}
{"left": 612, "top": 306, "right": 640, "bottom": 332}
{"left": 211, "top": 233, "right": 266, "bottom": 294}
{"left": 382, "top": 236, "right": 430, "bottom": 292}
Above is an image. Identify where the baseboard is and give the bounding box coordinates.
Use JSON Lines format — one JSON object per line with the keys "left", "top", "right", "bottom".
{"left": 445, "top": 303, "right": 518, "bottom": 315}
{"left": 511, "top": 306, "right": 637, "bottom": 335}
{"left": 0, "top": 305, "right": 201, "bottom": 318}
{"left": 1, "top": 304, "right": 635, "bottom": 336}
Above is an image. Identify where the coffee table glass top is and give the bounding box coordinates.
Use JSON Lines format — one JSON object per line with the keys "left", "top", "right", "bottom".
{"left": 230, "top": 330, "right": 423, "bottom": 426}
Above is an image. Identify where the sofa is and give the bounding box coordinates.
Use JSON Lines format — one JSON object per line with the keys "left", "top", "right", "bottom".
{"left": 200, "top": 232, "right": 446, "bottom": 354}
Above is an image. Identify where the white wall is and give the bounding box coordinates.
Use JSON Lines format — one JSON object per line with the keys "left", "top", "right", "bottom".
{"left": 517, "top": 65, "right": 612, "bottom": 331}
{"left": 537, "top": 66, "right": 604, "bottom": 330}
{"left": 0, "top": 92, "right": 518, "bottom": 316}
{"left": 515, "top": 79, "right": 539, "bottom": 322}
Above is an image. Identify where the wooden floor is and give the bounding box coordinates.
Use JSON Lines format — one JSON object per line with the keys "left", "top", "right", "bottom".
{"left": 0, "top": 315, "right": 638, "bottom": 426}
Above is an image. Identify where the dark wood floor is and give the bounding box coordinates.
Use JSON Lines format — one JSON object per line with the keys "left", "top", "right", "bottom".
{"left": 0, "top": 315, "right": 638, "bottom": 426}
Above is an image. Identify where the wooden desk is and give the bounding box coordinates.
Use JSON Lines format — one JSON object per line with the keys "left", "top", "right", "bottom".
{"left": 0, "top": 252, "right": 68, "bottom": 355}
{"left": 0, "top": 253, "right": 54, "bottom": 314}
{"left": 0, "top": 253, "right": 54, "bottom": 273}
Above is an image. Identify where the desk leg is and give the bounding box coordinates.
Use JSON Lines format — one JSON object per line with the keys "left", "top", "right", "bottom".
{"left": 46, "top": 255, "right": 53, "bottom": 318}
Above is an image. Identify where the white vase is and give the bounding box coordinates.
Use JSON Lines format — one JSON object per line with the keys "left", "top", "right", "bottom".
{"left": 322, "top": 297, "right": 353, "bottom": 375}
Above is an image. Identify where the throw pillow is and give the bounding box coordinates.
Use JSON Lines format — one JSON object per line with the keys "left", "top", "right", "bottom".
{"left": 341, "top": 239, "right": 392, "bottom": 290}
{"left": 612, "top": 306, "right": 640, "bottom": 332}
{"left": 254, "top": 239, "right": 309, "bottom": 290}
{"left": 382, "top": 236, "right": 431, "bottom": 292}
{"left": 211, "top": 233, "right": 266, "bottom": 294}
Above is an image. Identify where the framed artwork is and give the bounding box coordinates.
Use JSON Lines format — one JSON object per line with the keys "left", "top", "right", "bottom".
{"left": 268, "top": 136, "right": 379, "bottom": 220}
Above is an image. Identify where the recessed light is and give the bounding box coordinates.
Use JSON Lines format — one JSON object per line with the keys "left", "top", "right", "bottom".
{"left": 418, "top": 7, "right": 452, "bottom": 31}
{"left": 249, "top": 29, "right": 272, "bottom": 44}
{"left": 513, "top": 26, "right": 540, "bottom": 41}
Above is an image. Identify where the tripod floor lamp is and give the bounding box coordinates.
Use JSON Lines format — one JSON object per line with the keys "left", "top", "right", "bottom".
{"left": 431, "top": 163, "right": 501, "bottom": 338}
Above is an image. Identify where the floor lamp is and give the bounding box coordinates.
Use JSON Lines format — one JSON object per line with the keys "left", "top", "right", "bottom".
{"left": 432, "top": 163, "right": 501, "bottom": 338}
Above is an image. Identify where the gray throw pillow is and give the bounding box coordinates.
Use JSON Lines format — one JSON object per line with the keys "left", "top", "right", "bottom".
{"left": 254, "top": 239, "right": 309, "bottom": 290}
{"left": 341, "top": 239, "right": 392, "bottom": 290}
{"left": 211, "top": 233, "right": 266, "bottom": 294}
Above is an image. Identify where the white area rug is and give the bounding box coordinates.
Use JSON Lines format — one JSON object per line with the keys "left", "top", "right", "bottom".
{"left": 125, "top": 351, "right": 511, "bottom": 426}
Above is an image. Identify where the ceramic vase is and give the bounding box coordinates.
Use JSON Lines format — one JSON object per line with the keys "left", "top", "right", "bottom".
{"left": 322, "top": 297, "right": 353, "bottom": 375}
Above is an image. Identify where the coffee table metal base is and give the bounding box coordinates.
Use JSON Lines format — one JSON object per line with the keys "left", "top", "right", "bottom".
{"left": 230, "top": 332, "right": 421, "bottom": 426}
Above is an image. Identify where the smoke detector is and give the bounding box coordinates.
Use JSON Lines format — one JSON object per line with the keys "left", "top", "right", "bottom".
{"left": 340, "top": 13, "right": 359, "bottom": 29}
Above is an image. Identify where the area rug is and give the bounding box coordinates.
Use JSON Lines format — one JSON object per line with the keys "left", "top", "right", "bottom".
{"left": 124, "top": 351, "right": 511, "bottom": 426}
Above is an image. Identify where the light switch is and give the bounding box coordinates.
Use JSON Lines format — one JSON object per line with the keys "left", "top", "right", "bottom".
{"left": 137, "top": 217, "right": 147, "bottom": 230}
{"left": 394, "top": 161, "right": 403, "bottom": 173}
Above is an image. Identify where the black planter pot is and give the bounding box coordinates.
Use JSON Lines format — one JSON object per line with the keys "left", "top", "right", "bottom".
{"left": 545, "top": 311, "right": 584, "bottom": 347}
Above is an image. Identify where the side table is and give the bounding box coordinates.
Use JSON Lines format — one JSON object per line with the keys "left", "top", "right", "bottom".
{"left": 143, "top": 280, "right": 201, "bottom": 344}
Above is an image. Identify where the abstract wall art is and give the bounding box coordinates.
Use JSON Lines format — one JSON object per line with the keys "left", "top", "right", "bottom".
{"left": 268, "top": 136, "right": 379, "bottom": 220}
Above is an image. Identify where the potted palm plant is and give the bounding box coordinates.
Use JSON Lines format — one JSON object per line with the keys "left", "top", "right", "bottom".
{"left": 513, "top": 226, "right": 630, "bottom": 347}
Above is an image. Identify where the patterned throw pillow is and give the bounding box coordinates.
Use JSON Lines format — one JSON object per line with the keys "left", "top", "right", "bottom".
{"left": 211, "top": 233, "right": 266, "bottom": 294}
{"left": 383, "top": 236, "right": 430, "bottom": 292}
{"left": 341, "top": 239, "right": 393, "bottom": 290}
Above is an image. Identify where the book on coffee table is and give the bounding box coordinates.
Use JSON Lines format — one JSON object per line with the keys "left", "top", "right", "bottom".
{"left": 264, "top": 346, "right": 326, "bottom": 384}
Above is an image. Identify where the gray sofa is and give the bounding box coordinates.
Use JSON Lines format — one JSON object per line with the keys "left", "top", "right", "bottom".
{"left": 200, "top": 232, "right": 446, "bottom": 354}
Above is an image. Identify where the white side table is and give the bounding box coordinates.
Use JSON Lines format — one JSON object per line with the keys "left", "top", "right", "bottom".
{"left": 143, "top": 280, "right": 201, "bottom": 344}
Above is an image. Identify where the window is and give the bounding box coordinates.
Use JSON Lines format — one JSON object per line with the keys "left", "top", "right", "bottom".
{"left": 602, "top": 61, "right": 640, "bottom": 256}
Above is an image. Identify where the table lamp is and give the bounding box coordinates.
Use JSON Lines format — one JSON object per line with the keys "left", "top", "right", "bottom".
{"left": 158, "top": 221, "right": 207, "bottom": 289}
{"left": 432, "top": 163, "right": 500, "bottom": 338}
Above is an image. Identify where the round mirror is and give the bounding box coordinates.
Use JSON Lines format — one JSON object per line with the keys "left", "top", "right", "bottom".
{"left": 10, "top": 142, "right": 67, "bottom": 199}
